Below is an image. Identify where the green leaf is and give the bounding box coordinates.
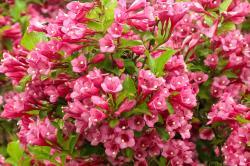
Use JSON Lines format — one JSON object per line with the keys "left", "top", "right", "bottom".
{"left": 80, "top": 143, "right": 104, "bottom": 156}
{"left": 156, "top": 127, "right": 170, "bottom": 141}
{"left": 166, "top": 100, "right": 174, "bottom": 114}
{"left": 15, "top": 75, "right": 32, "bottom": 92}
{"left": 235, "top": 115, "right": 250, "bottom": 124}
{"left": 159, "top": 157, "right": 167, "bottom": 166}
{"left": 124, "top": 59, "right": 137, "bottom": 74}
{"left": 124, "top": 148, "right": 134, "bottom": 159}
{"left": 146, "top": 48, "right": 176, "bottom": 76}
{"left": 21, "top": 31, "right": 48, "bottom": 51}
{"left": 123, "top": 102, "right": 151, "bottom": 117}
{"left": 28, "top": 146, "right": 51, "bottom": 160}
{"left": 219, "top": 0, "right": 232, "bottom": 13}
{"left": 120, "top": 39, "right": 143, "bottom": 48}
{"left": 7, "top": 141, "right": 24, "bottom": 163}
{"left": 101, "top": 0, "right": 117, "bottom": 30}
{"left": 10, "top": 0, "right": 26, "bottom": 20}
{"left": 217, "top": 21, "right": 236, "bottom": 34}
{"left": 68, "top": 135, "right": 78, "bottom": 153}
{"left": 223, "top": 70, "right": 237, "bottom": 78}
{"left": 116, "top": 76, "right": 137, "bottom": 106}
{"left": 109, "top": 119, "right": 119, "bottom": 128}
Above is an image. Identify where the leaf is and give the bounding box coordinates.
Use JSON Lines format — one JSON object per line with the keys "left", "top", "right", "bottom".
{"left": 217, "top": 21, "right": 236, "bottom": 34}
{"left": 124, "top": 148, "right": 134, "bottom": 159}
{"left": 120, "top": 39, "right": 143, "bottom": 48}
{"left": 123, "top": 102, "right": 151, "bottom": 117}
{"left": 21, "top": 31, "right": 48, "bottom": 51}
{"left": 124, "top": 59, "right": 137, "bottom": 74}
{"left": 159, "top": 157, "right": 167, "bottom": 166}
{"left": 28, "top": 146, "right": 51, "bottom": 160}
{"left": 68, "top": 135, "right": 78, "bottom": 153}
{"left": 166, "top": 100, "right": 174, "bottom": 114}
{"left": 223, "top": 70, "right": 237, "bottom": 78}
{"left": 101, "top": 0, "right": 117, "bottom": 30}
{"left": 116, "top": 76, "right": 137, "bottom": 106}
{"left": 146, "top": 48, "right": 176, "bottom": 76}
{"left": 235, "top": 115, "right": 250, "bottom": 124}
{"left": 7, "top": 141, "right": 24, "bottom": 163}
{"left": 109, "top": 119, "right": 119, "bottom": 128}
{"left": 219, "top": 0, "right": 232, "bottom": 13}
{"left": 156, "top": 127, "right": 170, "bottom": 141}
{"left": 80, "top": 143, "right": 104, "bottom": 156}
{"left": 15, "top": 75, "right": 31, "bottom": 92}
{"left": 10, "top": 0, "right": 26, "bottom": 20}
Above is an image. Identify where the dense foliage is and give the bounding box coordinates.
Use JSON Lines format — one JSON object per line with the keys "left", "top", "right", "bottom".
{"left": 0, "top": 0, "right": 249, "bottom": 165}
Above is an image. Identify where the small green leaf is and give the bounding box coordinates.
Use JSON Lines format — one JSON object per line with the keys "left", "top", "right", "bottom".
{"left": 156, "top": 127, "right": 170, "bottom": 141}
{"left": 219, "top": 0, "right": 232, "bottom": 13}
{"left": 122, "top": 102, "right": 151, "bottom": 117}
{"left": 217, "top": 21, "right": 236, "bottom": 34}
{"left": 109, "top": 119, "right": 119, "bottom": 128}
{"left": 7, "top": 141, "right": 24, "bottom": 163}
{"left": 68, "top": 135, "right": 78, "bottom": 153}
{"left": 166, "top": 100, "right": 174, "bottom": 114}
{"left": 116, "top": 76, "right": 137, "bottom": 106}
{"left": 15, "top": 75, "right": 32, "bottom": 92}
{"left": 10, "top": 0, "right": 26, "bottom": 20}
{"left": 159, "top": 157, "right": 167, "bottom": 166}
{"left": 223, "top": 70, "right": 237, "bottom": 78}
{"left": 146, "top": 48, "right": 176, "bottom": 76}
{"left": 235, "top": 115, "right": 250, "bottom": 124}
{"left": 21, "top": 31, "right": 48, "bottom": 51}
{"left": 120, "top": 39, "right": 143, "bottom": 48}
{"left": 124, "top": 148, "right": 134, "bottom": 159}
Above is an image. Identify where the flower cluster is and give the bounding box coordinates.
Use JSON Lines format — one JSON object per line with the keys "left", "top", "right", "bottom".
{"left": 0, "top": 0, "right": 249, "bottom": 165}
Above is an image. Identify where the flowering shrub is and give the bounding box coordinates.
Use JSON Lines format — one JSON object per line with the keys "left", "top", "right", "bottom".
{"left": 0, "top": 0, "right": 249, "bottom": 165}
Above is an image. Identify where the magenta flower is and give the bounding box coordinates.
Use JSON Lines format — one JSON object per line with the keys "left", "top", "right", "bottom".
{"left": 99, "top": 34, "right": 116, "bottom": 53}
{"left": 91, "top": 96, "right": 109, "bottom": 110}
{"left": 115, "top": 99, "right": 136, "bottom": 116}
{"left": 115, "top": 130, "right": 135, "bottom": 149}
{"left": 101, "top": 76, "right": 123, "bottom": 93}
{"left": 91, "top": 53, "right": 105, "bottom": 63}
{"left": 128, "top": 115, "right": 145, "bottom": 131}
{"left": 204, "top": 54, "right": 218, "bottom": 68}
{"left": 199, "top": 127, "right": 215, "bottom": 141}
{"left": 108, "top": 23, "right": 123, "bottom": 38}
{"left": 71, "top": 55, "right": 88, "bottom": 73}
{"left": 104, "top": 140, "right": 120, "bottom": 158}
{"left": 144, "top": 110, "right": 158, "bottom": 127}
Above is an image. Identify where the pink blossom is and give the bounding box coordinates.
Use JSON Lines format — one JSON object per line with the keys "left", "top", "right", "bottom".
{"left": 71, "top": 55, "right": 88, "bottom": 73}
{"left": 115, "top": 99, "right": 136, "bottom": 116}
{"left": 204, "top": 54, "right": 218, "bottom": 68}
{"left": 128, "top": 115, "right": 145, "bottom": 131}
{"left": 91, "top": 53, "right": 105, "bottom": 63}
{"left": 91, "top": 96, "right": 109, "bottom": 110}
{"left": 108, "top": 23, "right": 123, "bottom": 38}
{"left": 199, "top": 127, "right": 215, "bottom": 140}
{"left": 99, "top": 34, "right": 116, "bottom": 53}
{"left": 101, "top": 76, "right": 123, "bottom": 93}
{"left": 115, "top": 129, "right": 135, "bottom": 149}
{"left": 144, "top": 110, "right": 158, "bottom": 127}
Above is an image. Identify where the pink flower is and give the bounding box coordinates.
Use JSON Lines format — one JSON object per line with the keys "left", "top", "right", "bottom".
{"left": 39, "top": 118, "right": 57, "bottom": 143}
{"left": 104, "top": 140, "right": 120, "bottom": 158}
{"left": 144, "top": 110, "right": 158, "bottom": 127}
{"left": 91, "top": 96, "right": 109, "bottom": 110}
{"left": 89, "top": 108, "right": 106, "bottom": 127}
{"left": 204, "top": 54, "right": 218, "bottom": 68}
{"left": 115, "top": 130, "right": 135, "bottom": 149}
{"left": 86, "top": 68, "right": 104, "bottom": 87}
{"left": 199, "top": 127, "right": 215, "bottom": 140}
{"left": 101, "top": 76, "right": 123, "bottom": 93}
{"left": 115, "top": 99, "right": 136, "bottom": 116}
{"left": 61, "top": 19, "right": 87, "bottom": 40}
{"left": 212, "top": 76, "right": 230, "bottom": 90}
{"left": 91, "top": 53, "right": 105, "bottom": 63}
{"left": 108, "top": 23, "right": 123, "bottom": 38}
{"left": 128, "top": 115, "right": 145, "bottom": 131}
{"left": 71, "top": 55, "right": 88, "bottom": 73}
{"left": 99, "top": 34, "right": 116, "bottom": 53}
{"left": 191, "top": 72, "right": 208, "bottom": 84}
{"left": 138, "top": 70, "right": 164, "bottom": 94}
{"left": 148, "top": 95, "right": 167, "bottom": 111}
